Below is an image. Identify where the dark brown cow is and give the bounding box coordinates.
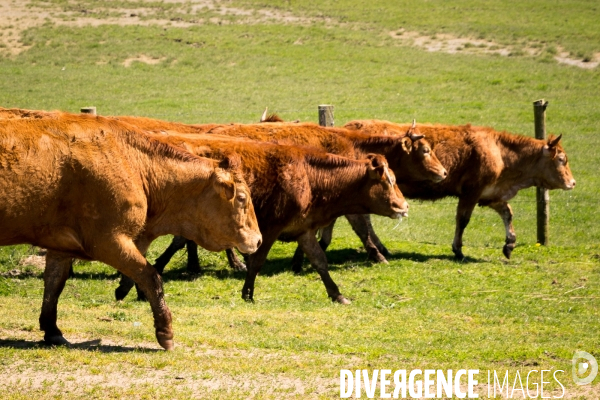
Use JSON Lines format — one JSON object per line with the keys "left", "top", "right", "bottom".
{"left": 0, "top": 114, "right": 262, "bottom": 349}
{"left": 116, "top": 135, "right": 409, "bottom": 304}
{"left": 343, "top": 120, "right": 576, "bottom": 259}
{"left": 200, "top": 121, "right": 446, "bottom": 263}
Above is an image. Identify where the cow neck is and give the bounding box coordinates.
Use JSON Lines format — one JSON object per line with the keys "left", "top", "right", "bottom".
{"left": 494, "top": 132, "right": 548, "bottom": 190}
{"left": 123, "top": 133, "right": 214, "bottom": 233}
{"left": 344, "top": 134, "right": 404, "bottom": 170}
{"left": 304, "top": 154, "right": 371, "bottom": 213}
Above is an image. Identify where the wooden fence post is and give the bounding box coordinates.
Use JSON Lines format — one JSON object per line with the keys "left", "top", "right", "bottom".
{"left": 533, "top": 99, "right": 549, "bottom": 245}
{"left": 80, "top": 107, "right": 97, "bottom": 115}
{"left": 318, "top": 105, "right": 334, "bottom": 127}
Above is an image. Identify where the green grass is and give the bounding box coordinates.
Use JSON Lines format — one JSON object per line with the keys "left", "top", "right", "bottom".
{"left": 0, "top": 1, "right": 599, "bottom": 398}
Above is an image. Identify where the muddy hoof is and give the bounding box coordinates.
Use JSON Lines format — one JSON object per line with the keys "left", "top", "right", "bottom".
{"left": 44, "top": 334, "right": 71, "bottom": 347}
{"left": 502, "top": 244, "right": 513, "bottom": 259}
{"left": 333, "top": 295, "right": 351, "bottom": 305}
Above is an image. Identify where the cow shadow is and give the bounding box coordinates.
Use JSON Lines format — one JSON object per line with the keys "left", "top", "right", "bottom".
{"left": 0, "top": 338, "right": 160, "bottom": 353}
{"left": 383, "top": 250, "right": 483, "bottom": 264}
{"left": 158, "top": 247, "right": 484, "bottom": 282}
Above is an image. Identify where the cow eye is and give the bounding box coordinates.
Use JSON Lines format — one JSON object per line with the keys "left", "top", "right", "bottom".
{"left": 558, "top": 154, "right": 566, "bottom": 163}
{"left": 236, "top": 193, "right": 247, "bottom": 203}
{"left": 423, "top": 147, "right": 430, "bottom": 154}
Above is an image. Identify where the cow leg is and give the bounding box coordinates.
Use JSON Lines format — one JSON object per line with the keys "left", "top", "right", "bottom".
{"left": 226, "top": 249, "right": 247, "bottom": 272}
{"left": 115, "top": 274, "right": 136, "bottom": 301}
{"left": 291, "top": 219, "right": 336, "bottom": 273}
{"left": 185, "top": 240, "right": 201, "bottom": 274}
{"left": 99, "top": 236, "right": 174, "bottom": 350}
{"left": 241, "top": 231, "right": 279, "bottom": 302}
{"left": 153, "top": 235, "right": 188, "bottom": 275}
{"left": 452, "top": 197, "right": 478, "bottom": 260}
{"left": 116, "top": 235, "right": 188, "bottom": 302}
{"left": 297, "top": 230, "right": 350, "bottom": 305}
{"left": 345, "top": 214, "right": 388, "bottom": 263}
{"left": 39, "top": 250, "right": 73, "bottom": 346}
{"left": 488, "top": 201, "right": 517, "bottom": 259}
{"left": 362, "top": 214, "right": 391, "bottom": 257}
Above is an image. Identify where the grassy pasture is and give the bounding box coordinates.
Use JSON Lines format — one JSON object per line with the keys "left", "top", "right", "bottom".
{"left": 0, "top": 1, "right": 599, "bottom": 398}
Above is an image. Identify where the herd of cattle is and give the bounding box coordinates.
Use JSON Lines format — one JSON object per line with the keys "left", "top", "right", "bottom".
{"left": 0, "top": 106, "right": 575, "bottom": 350}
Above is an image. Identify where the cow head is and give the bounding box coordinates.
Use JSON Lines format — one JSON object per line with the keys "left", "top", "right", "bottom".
{"left": 191, "top": 153, "right": 262, "bottom": 254}
{"left": 398, "top": 121, "right": 447, "bottom": 183}
{"left": 540, "top": 134, "right": 576, "bottom": 190}
{"left": 363, "top": 154, "right": 409, "bottom": 218}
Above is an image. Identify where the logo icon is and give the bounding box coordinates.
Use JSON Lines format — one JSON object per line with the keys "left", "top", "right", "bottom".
{"left": 572, "top": 351, "right": 598, "bottom": 385}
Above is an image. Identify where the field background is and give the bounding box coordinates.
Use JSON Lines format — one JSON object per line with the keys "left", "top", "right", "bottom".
{"left": 0, "top": 0, "right": 599, "bottom": 398}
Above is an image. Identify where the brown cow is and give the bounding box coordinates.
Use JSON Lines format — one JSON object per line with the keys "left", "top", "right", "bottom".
{"left": 115, "top": 135, "right": 409, "bottom": 304}
{"left": 196, "top": 120, "right": 446, "bottom": 267}
{"left": 0, "top": 114, "right": 262, "bottom": 349}
{"left": 106, "top": 116, "right": 446, "bottom": 269}
{"left": 1, "top": 109, "right": 441, "bottom": 264}
{"left": 343, "top": 120, "right": 576, "bottom": 259}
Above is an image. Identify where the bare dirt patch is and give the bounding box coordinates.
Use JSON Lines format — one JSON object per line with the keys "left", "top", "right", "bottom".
{"left": 0, "top": 1, "right": 596, "bottom": 69}
{"left": 389, "top": 29, "right": 599, "bottom": 69}
{"left": 0, "top": 0, "right": 327, "bottom": 57}
{"left": 122, "top": 54, "right": 166, "bottom": 67}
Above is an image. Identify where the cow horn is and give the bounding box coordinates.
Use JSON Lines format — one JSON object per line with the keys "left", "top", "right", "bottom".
{"left": 548, "top": 134, "right": 562, "bottom": 148}
{"left": 412, "top": 119, "right": 416, "bottom": 129}
{"left": 260, "top": 107, "right": 268, "bottom": 122}
{"left": 384, "top": 167, "right": 395, "bottom": 186}
{"left": 409, "top": 132, "right": 425, "bottom": 142}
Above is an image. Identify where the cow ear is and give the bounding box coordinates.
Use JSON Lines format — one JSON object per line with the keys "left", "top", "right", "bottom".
{"left": 366, "top": 154, "right": 387, "bottom": 179}
{"left": 345, "top": 121, "right": 362, "bottom": 130}
{"left": 219, "top": 152, "right": 242, "bottom": 171}
{"left": 401, "top": 137, "right": 412, "bottom": 153}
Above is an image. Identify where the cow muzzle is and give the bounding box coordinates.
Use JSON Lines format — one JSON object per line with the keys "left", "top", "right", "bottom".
{"left": 565, "top": 179, "right": 576, "bottom": 190}
{"left": 237, "top": 232, "right": 262, "bottom": 254}
{"left": 390, "top": 201, "right": 409, "bottom": 219}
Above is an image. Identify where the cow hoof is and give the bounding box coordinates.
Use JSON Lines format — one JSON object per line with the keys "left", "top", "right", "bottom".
{"left": 379, "top": 246, "right": 392, "bottom": 258}
{"left": 368, "top": 252, "right": 388, "bottom": 264}
{"left": 231, "top": 262, "right": 247, "bottom": 272}
{"left": 114, "top": 286, "right": 130, "bottom": 301}
{"left": 333, "top": 295, "right": 351, "bottom": 305}
{"left": 186, "top": 265, "right": 202, "bottom": 274}
{"left": 452, "top": 246, "right": 465, "bottom": 260}
{"left": 502, "top": 245, "right": 513, "bottom": 259}
{"left": 291, "top": 263, "right": 303, "bottom": 274}
{"left": 136, "top": 291, "right": 148, "bottom": 302}
{"left": 158, "top": 338, "right": 174, "bottom": 351}
{"left": 242, "top": 293, "right": 254, "bottom": 303}
{"left": 44, "top": 334, "right": 70, "bottom": 347}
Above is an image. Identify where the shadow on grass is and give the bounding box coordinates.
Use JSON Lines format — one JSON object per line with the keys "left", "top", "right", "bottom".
{"left": 0, "top": 338, "right": 160, "bottom": 353}
{"left": 156, "top": 247, "right": 485, "bottom": 283}
{"left": 384, "top": 250, "right": 483, "bottom": 264}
